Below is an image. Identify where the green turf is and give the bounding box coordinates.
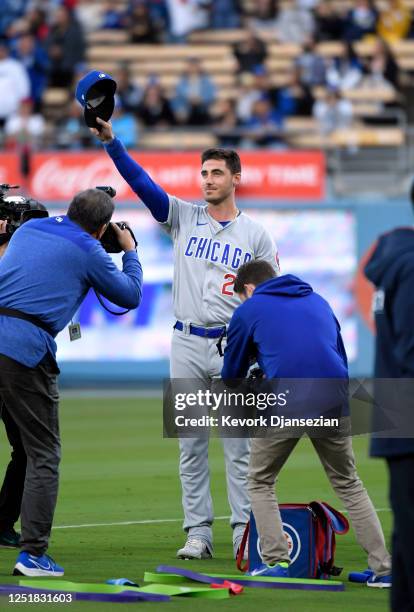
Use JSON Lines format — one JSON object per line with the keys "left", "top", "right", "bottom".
{"left": 0, "top": 397, "right": 391, "bottom": 611}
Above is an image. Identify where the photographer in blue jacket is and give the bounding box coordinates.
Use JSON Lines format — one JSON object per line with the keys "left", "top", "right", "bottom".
{"left": 222, "top": 260, "right": 391, "bottom": 586}
{"left": 0, "top": 188, "right": 142, "bottom": 578}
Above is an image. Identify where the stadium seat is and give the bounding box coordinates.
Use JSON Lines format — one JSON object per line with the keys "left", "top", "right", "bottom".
{"left": 87, "top": 30, "right": 128, "bottom": 45}
{"left": 139, "top": 131, "right": 217, "bottom": 150}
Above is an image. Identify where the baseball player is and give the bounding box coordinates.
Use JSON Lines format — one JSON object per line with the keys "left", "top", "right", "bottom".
{"left": 91, "top": 117, "right": 279, "bottom": 559}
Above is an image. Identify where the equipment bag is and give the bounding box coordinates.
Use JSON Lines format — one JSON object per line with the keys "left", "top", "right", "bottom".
{"left": 237, "top": 501, "right": 349, "bottom": 579}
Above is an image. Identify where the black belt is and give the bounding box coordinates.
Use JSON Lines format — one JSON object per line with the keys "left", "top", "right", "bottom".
{"left": 0, "top": 307, "right": 55, "bottom": 337}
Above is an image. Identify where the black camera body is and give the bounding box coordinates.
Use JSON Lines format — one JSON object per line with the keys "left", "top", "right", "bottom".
{"left": 100, "top": 221, "right": 138, "bottom": 253}
{"left": 0, "top": 184, "right": 49, "bottom": 245}
{"left": 95, "top": 186, "right": 138, "bottom": 253}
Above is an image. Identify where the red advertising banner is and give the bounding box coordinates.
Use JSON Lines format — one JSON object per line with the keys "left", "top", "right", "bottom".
{"left": 0, "top": 154, "right": 22, "bottom": 187}
{"left": 0, "top": 151, "right": 325, "bottom": 201}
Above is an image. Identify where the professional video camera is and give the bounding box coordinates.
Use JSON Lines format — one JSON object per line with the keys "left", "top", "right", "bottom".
{"left": 0, "top": 184, "right": 49, "bottom": 245}
{"left": 95, "top": 186, "right": 138, "bottom": 253}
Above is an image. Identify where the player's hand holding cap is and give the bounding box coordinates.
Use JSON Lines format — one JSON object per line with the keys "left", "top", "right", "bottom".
{"left": 75, "top": 70, "right": 117, "bottom": 128}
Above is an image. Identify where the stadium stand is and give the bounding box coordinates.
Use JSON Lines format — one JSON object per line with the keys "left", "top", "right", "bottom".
{"left": 0, "top": 0, "right": 413, "bottom": 162}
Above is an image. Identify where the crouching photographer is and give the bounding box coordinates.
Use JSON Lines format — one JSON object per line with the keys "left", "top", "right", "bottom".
{"left": 0, "top": 188, "right": 49, "bottom": 550}
{"left": 0, "top": 187, "right": 143, "bottom": 577}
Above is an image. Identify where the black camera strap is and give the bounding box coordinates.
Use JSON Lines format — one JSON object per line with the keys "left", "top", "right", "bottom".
{"left": 93, "top": 291, "right": 130, "bottom": 316}
{"left": 0, "top": 307, "right": 55, "bottom": 337}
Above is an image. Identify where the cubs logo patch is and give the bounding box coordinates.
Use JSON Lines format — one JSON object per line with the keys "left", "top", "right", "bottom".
{"left": 282, "top": 522, "right": 301, "bottom": 564}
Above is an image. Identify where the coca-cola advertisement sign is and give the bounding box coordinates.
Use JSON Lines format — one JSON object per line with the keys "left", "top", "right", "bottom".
{"left": 0, "top": 151, "right": 325, "bottom": 201}
{"left": 30, "top": 154, "right": 132, "bottom": 200}
{"left": 0, "top": 155, "right": 21, "bottom": 187}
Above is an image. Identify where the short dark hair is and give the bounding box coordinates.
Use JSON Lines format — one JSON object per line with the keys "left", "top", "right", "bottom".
{"left": 234, "top": 260, "right": 277, "bottom": 294}
{"left": 67, "top": 189, "right": 114, "bottom": 234}
{"left": 201, "top": 148, "right": 241, "bottom": 175}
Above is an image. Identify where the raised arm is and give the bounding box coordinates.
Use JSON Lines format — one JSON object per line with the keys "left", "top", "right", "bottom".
{"left": 91, "top": 118, "right": 169, "bottom": 222}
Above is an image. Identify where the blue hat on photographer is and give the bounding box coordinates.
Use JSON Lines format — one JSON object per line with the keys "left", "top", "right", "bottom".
{"left": 75, "top": 70, "right": 117, "bottom": 128}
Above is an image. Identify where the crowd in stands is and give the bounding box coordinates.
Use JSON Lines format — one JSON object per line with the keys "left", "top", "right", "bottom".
{"left": 0, "top": 0, "right": 413, "bottom": 152}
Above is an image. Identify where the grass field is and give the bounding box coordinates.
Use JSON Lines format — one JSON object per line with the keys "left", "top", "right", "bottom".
{"left": 0, "top": 396, "right": 391, "bottom": 611}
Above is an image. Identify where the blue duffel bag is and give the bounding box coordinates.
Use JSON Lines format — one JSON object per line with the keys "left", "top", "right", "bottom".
{"left": 237, "top": 501, "right": 349, "bottom": 579}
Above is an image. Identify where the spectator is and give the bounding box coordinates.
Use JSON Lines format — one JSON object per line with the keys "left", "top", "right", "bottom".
{"left": 295, "top": 36, "right": 326, "bottom": 87}
{"left": 344, "top": 0, "right": 378, "bottom": 42}
{"left": 212, "top": 98, "right": 241, "bottom": 146}
{"left": 14, "top": 33, "right": 49, "bottom": 111}
{"left": 313, "top": 87, "right": 353, "bottom": 134}
{"left": 25, "top": 7, "right": 49, "bottom": 42}
{"left": 314, "top": 0, "right": 345, "bottom": 41}
{"left": 365, "top": 37, "right": 400, "bottom": 90}
{"left": 4, "top": 16, "right": 31, "bottom": 41}
{"left": 55, "top": 100, "right": 93, "bottom": 150}
{"left": 75, "top": 0, "right": 104, "bottom": 33}
{"left": 236, "top": 72, "right": 264, "bottom": 123}
{"left": 173, "top": 57, "right": 216, "bottom": 126}
{"left": 4, "top": 98, "right": 45, "bottom": 150}
{"left": 137, "top": 82, "right": 175, "bottom": 127}
{"left": 45, "top": 5, "right": 86, "bottom": 88}
{"left": 146, "top": 0, "right": 169, "bottom": 28}
{"left": 165, "top": 0, "right": 210, "bottom": 42}
{"left": 233, "top": 30, "right": 267, "bottom": 74}
{"left": 377, "top": 0, "right": 411, "bottom": 44}
{"left": 247, "top": 0, "right": 279, "bottom": 31}
{"left": 210, "top": 0, "right": 241, "bottom": 29}
{"left": 102, "top": 0, "right": 126, "bottom": 29}
{"left": 127, "top": 2, "right": 160, "bottom": 44}
{"left": 0, "top": 0, "right": 27, "bottom": 36}
{"left": 0, "top": 38, "right": 30, "bottom": 130}
{"left": 326, "top": 41, "right": 363, "bottom": 90}
{"left": 244, "top": 95, "right": 282, "bottom": 147}
{"left": 111, "top": 103, "right": 138, "bottom": 148}
{"left": 298, "top": 0, "right": 319, "bottom": 7}
{"left": 114, "top": 64, "right": 142, "bottom": 114}
{"left": 275, "top": 66, "right": 315, "bottom": 118}
{"left": 275, "top": 0, "right": 315, "bottom": 45}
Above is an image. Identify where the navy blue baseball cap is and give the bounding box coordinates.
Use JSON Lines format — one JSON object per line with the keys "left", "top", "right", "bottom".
{"left": 75, "top": 70, "right": 117, "bottom": 128}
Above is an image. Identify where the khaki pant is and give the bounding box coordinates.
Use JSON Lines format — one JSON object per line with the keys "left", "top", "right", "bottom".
{"left": 248, "top": 433, "right": 391, "bottom": 576}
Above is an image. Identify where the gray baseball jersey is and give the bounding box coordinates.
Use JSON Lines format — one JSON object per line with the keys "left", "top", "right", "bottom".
{"left": 162, "top": 195, "right": 279, "bottom": 326}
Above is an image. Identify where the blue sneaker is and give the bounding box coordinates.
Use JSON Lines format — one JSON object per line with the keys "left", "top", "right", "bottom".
{"left": 366, "top": 573, "right": 392, "bottom": 588}
{"left": 348, "top": 568, "right": 374, "bottom": 583}
{"left": 248, "top": 562, "right": 290, "bottom": 578}
{"left": 13, "top": 552, "right": 64, "bottom": 577}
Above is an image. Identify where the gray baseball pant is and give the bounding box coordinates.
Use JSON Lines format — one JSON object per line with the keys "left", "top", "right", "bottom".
{"left": 171, "top": 329, "right": 250, "bottom": 547}
{"left": 248, "top": 432, "right": 391, "bottom": 575}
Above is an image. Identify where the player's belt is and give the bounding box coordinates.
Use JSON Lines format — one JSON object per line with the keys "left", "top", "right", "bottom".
{"left": 174, "top": 321, "right": 226, "bottom": 339}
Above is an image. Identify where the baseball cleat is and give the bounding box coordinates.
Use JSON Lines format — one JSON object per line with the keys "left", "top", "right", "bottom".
{"left": 176, "top": 537, "right": 212, "bottom": 560}
{"left": 234, "top": 538, "right": 248, "bottom": 561}
{"left": 233, "top": 523, "right": 248, "bottom": 560}
{"left": 13, "top": 552, "right": 64, "bottom": 577}
{"left": 366, "top": 573, "right": 392, "bottom": 588}
{"left": 248, "top": 562, "right": 290, "bottom": 578}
